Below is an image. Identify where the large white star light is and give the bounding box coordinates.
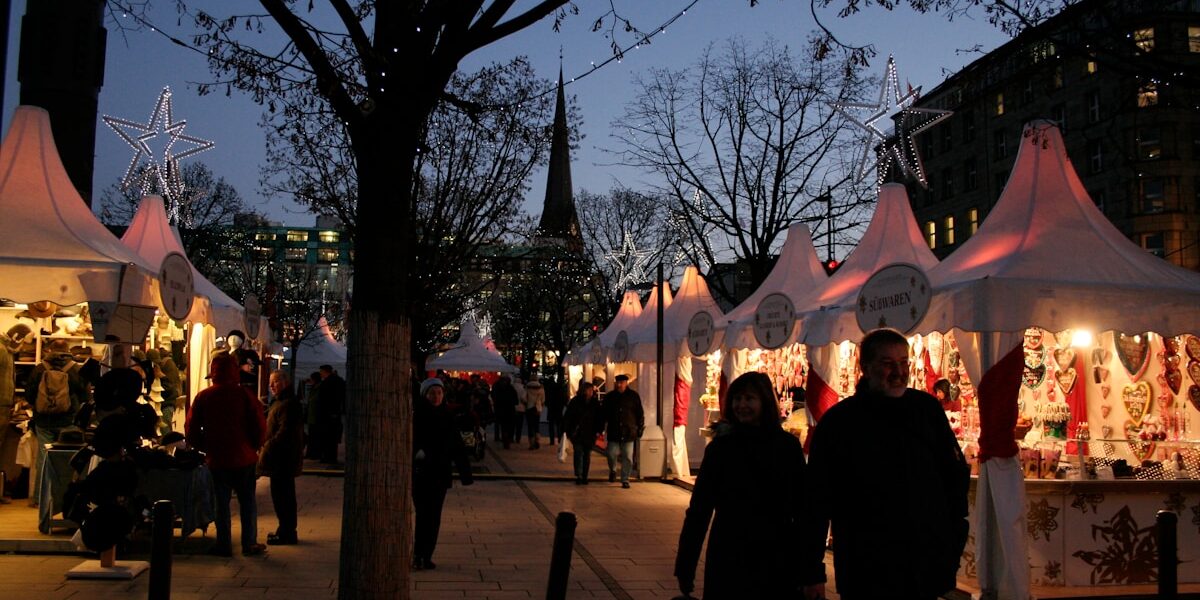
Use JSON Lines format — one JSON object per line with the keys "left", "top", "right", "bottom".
{"left": 604, "top": 231, "right": 651, "bottom": 294}
{"left": 670, "top": 188, "right": 714, "bottom": 270}
{"left": 830, "top": 56, "right": 951, "bottom": 188}
{"left": 103, "top": 86, "right": 215, "bottom": 202}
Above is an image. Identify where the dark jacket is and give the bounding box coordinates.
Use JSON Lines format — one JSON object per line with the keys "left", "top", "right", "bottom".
{"left": 561, "top": 392, "right": 601, "bottom": 446}
{"left": 492, "top": 379, "right": 518, "bottom": 417}
{"left": 603, "top": 387, "right": 644, "bottom": 442}
{"left": 806, "top": 386, "right": 969, "bottom": 599}
{"left": 316, "top": 373, "right": 346, "bottom": 417}
{"left": 259, "top": 387, "right": 305, "bottom": 477}
{"left": 675, "top": 424, "right": 820, "bottom": 598}
{"left": 413, "top": 398, "right": 473, "bottom": 489}
{"left": 186, "top": 356, "right": 267, "bottom": 470}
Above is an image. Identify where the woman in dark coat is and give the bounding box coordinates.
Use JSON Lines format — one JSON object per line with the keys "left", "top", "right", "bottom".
{"left": 561, "top": 381, "right": 601, "bottom": 484}
{"left": 258, "top": 370, "right": 305, "bottom": 545}
{"left": 413, "top": 377, "right": 474, "bottom": 570}
{"left": 674, "top": 372, "right": 824, "bottom": 599}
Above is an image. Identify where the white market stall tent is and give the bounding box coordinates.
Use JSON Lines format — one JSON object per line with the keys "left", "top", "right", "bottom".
{"left": 908, "top": 121, "right": 1200, "bottom": 596}
{"left": 286, "top": 315, "right": 348, "bottom": 377}
{"left": 0, "top": 106, "right": 160, "bottom": 362}
{"left": 425, "top": 319, "right": 517, "bottom": 375}
{"left": 620, "top": 281, "right": 672, "bottom": 426}
{"left": 564, "top": 290, "right": 644, "bottom": 395}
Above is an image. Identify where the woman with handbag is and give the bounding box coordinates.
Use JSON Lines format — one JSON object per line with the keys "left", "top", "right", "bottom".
{"left": 412, "top": 378, "right": 474, "bottom": 570}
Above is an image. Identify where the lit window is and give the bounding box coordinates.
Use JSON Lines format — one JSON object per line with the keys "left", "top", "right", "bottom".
{"left": 318, "top": 231, "right": 339, "bottom": 243}
{"left": 968, "top": 209, "right": 980, "bottom": 234}
{"left": 925, "top": 221, "right": 937, "bottom": 249}
{"left": 255, "top": 232, "right": 276, "bottom": 241}
{"left": 317, "top": 248, "right": 339, "bottom": 262}
{"left": 285, "top": 248, "right": 307, "bottom": 261}
{"left": 995, "top": 93, "right": 1005, "bottom": 116}
{"left": 1086, "top": 59, "right": 1098, "bottom": 75}
{"left": 1190, "top": 27, "right": 1200, "bottom": 52}
{"left": 1133, "top": 27, "right": 1155, "bottom": 52}
{"left": 1137, "top": 128, "right": 1161, "bottom": 160}
{"left": 1141, "top": 179, "right": 1165, "bottom": 213}
{"left": 1137, "top": 82, "right": 1158, "bottom": 108}
{"left": 286, "top": 230, "right": 309, "bottom": 242}
{"left": 944, "top": 216, "right": 956, "bottom": 246}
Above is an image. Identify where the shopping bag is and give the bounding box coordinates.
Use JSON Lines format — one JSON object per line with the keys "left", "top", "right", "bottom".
{"left": 556, "top": 434, "right": 572, "bottom": 463}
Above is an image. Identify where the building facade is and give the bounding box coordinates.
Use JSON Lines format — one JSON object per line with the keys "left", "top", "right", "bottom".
{"left": 903, "top": 0, "right": 1200, "bottom": 269}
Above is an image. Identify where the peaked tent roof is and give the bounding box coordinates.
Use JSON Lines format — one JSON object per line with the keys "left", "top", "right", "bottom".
{"left": 595, "top": 290, "right": 645, "bottom": 349}
{"left": 630, "top": 266, "right": 724, "bottom": 362}
{"left": 918, "top": 121, "right": 1200, "bottom": 336}
{"left": 615, "top": 280, "right": 672, "bottom": 362}
{"left": 0, "top": 106, "right": 157, "bottom": 306}
{"left": 801, "top": 183, "right": 940, "bottom": 346}
{"left": 722, "top": 223, "right": 828, "bottom": 349}
{"left": 121, "top": 195, "right": 245, "bottom": 330}
{"left": 426, "top": 319, "right": 517, "bottom": 374}
{"left": 286, "top": 315, "right": 348, "bottom": 370}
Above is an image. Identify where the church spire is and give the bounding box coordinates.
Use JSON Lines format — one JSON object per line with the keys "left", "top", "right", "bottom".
{"left": 537, "top": 67, "right": 583, "bottom": 252}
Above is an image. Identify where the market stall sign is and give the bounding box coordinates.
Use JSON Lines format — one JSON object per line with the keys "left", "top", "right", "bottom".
{"left": 590, "top": 341, "right": 604, "bottom": 364}
{"left": 753, "top": 293, "right": 795, "bottom": 350}
{"left": 158, "top": 252, "right": 195, "bottom": 320}
{"left": 244, "top": 293, "right": 261, "bottom": 339}
{"left": 612, "top": 330, "right": 630, "bottom": 363}
{"left": 856, "top": 263, "right": 931, "bottom": 334}
{"left": 687, "top": 311, "right": 715, "bottom": 356}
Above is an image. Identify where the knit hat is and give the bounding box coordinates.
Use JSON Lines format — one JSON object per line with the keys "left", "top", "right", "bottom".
{"left": 419, "top": 377, "right": 444, "bottom": 398}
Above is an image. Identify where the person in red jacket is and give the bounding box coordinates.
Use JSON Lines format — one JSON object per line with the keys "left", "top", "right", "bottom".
{"left": 187, "top": 353, "right": 268, "bottom": 557}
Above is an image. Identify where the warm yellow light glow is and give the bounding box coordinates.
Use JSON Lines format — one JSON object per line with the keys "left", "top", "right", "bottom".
{"left": 1070, "top": 329, "right": 1094, "bottom": 348}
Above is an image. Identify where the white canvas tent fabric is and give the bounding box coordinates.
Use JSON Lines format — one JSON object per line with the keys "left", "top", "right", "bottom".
{"left": 594, "top": 290, "right": 645, "bottom": 361}
{"left": 286, "top": 315, "right": 348, "bottom": 376}
{"left": 425, "top": 319, "right": 516, "bottom": 374}
{"left": 624, "top": 282, "right": 672, "bottom": 427}
{"left": 0, "top": 106, "right": 157, "bottom": 307}
{"left": 912, "top": 122, "right": 1200, "bottom": 600}
{"left": 721, "top": 223, "right": 828, "bottom": 350}
{"left": 800, "top": 183, "right": 940, "bottom": 348}
{"left": 120, "top": 195, "right": 221, "bottom": 325}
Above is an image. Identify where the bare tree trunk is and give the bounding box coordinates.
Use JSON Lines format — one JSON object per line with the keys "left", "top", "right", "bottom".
{"left": 339, "top": 310, "right": 411, "bottom": 598}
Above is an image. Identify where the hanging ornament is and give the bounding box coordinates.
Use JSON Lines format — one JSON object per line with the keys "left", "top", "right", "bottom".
{"left": 829, "top": 56, "right": 952, "bottom": 188}
{"left": 103, "top": 86, "right": 215, "bottom": 209}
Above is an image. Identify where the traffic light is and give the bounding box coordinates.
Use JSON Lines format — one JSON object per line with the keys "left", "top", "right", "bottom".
{"left": 823, "top": 259, "right": 841, "bottom": 275}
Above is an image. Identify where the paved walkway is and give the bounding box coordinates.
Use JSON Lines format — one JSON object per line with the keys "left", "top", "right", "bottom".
{"left": 2, "top": 437, "right": 1197, "bottom": 599}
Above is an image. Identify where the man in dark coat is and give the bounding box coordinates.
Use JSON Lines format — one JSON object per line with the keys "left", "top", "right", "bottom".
{"left": 258, "top": 370, "right": 305, "bottom": 545}
{"left": 315, "top": 365, "right": 345, "bottom": 464}
{"left": 803, "top": 328, "right": 970, "bottom": 600}
{"left": 491, "top": 375, "right": 518, "bottom": 449}
{"left": 543, "top": 375, "right": 568, "bottom": 445}
{"left": 602, "top": 374, "right": 643, "bottom": 488}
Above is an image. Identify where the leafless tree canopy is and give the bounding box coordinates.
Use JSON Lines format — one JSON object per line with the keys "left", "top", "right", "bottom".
{"left": 613, "top": 37, "right": 874, "bottom": 302}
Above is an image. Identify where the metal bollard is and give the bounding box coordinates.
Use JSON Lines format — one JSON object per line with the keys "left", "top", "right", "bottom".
{"left": 545, "top": 511, "right": 577, "bottom": 600}
{"left": 149, "top": 500, "right": 174, "bottom": 600}
{"left": 1157, "top": 510, "right": 1177, "bottom": 600}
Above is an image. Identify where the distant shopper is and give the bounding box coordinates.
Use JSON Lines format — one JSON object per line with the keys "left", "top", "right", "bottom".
{"left": 187, "top": 353, "right": 268, "bottom": 557}
{"left": 412, "top": 378, "right": 474, "bottom": 570}
{"left": 543, "top": 374, "right": 567, "bottom": 445}
{"left": 491, "top": 375, "right": 518, "bottom": 448}
{"left": 675, "top": 372, "right": 822, "bottom": 599}
{"left": 259, "top": 370, "right": 305, "bottom": 545}
{"left": 28, "top": 339, "right": 87, "bottom": 506}
{"left": 303, "top": 372, "right": 322, "bottom": 459}
{"left": 562, "top": 381, "right": 601, "bottom": 484}
{"left": 315, "top": 365, "right": 345, "bottom": 465}
{"left": 602, "top": 374, "right": 643, "bottom": 488}
{"left": 803, "top": 328, "right": 969, "bottom": 600}
{"left": 511, "top": 376, "right": 527, "bottom": 444}
{"left": 523, "top": 373, "right": 545, "bottom": 449}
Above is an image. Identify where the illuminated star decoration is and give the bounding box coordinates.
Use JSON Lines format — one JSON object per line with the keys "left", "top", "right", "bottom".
{"left": 604, "top": 231, "right": 651, "bottom": 294}
{"left": 829, "top": 56, "right": 952, "bottom": 188}
{"left": 670, "top": 188, "right": 715, "bottom": 271}
{"left": 103, "top": 86, "right": 215, "bottom": 210}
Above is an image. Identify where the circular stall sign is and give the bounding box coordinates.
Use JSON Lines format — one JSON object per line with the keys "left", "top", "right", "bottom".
{"left": 158, "top": 252, "right": 195, "bottom": 320}
{"left": 612, "top": 330, "right": 630, "bottom": 363}
{"left": 855, "top": 263, "right": 931, "bottom": 335}
{"left": 687, "top": 311, "right": 716, "bottom": 356}
{"left": 753, "top": 293, "right": 796, "bottom": 350}
{"left": 244, "top": 293, "right": 262, "bottom": 339}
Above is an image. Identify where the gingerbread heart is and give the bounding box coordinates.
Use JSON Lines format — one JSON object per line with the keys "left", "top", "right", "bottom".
{"left": 1189, "top": 385, "right": 1200, "bottom": 411}
{"left": 1122, "top": 382, "right": 1152, "bottom": 425}
{"left": 1101, "top": 384, "right": 1111, "bottom": 399}
{"left": 1053, "top": 348, "right": 1076, "bottom": 371}
{"left": 1188, "top": 360, "right": 1200, "bottom": 384}
{"left": 1100, "top": 405, "right": 1111, "bottom": 419}
{"left": 1116, "top": 333, "right": 1151, "bottom": 381}
{"left": 1186, "top": 335, "right": 1200, "bottom": 362}
{"left": 1056, "top": 368, "right": 1077, "bottom": 394}
{"left": 1165, "top": 353, "right": 1182, "bottom": 371}
{"left": 1165, "top": 369, "right": 1182, "bottom": 395}
{"left": 1092, "top": 348, "right": 1111, "bottom": 365}
{"left": 1023, "top": 363, "right": 1046, "bottom": 389}
{"left": 1101, "top": 424, "right": 1113, "bottom": 438}
{"left": 1124, "top": 419, "right": 1155, "bottom": 462}
{"left": 1093, "top": 365, "right": 1110, "bottom": 384}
